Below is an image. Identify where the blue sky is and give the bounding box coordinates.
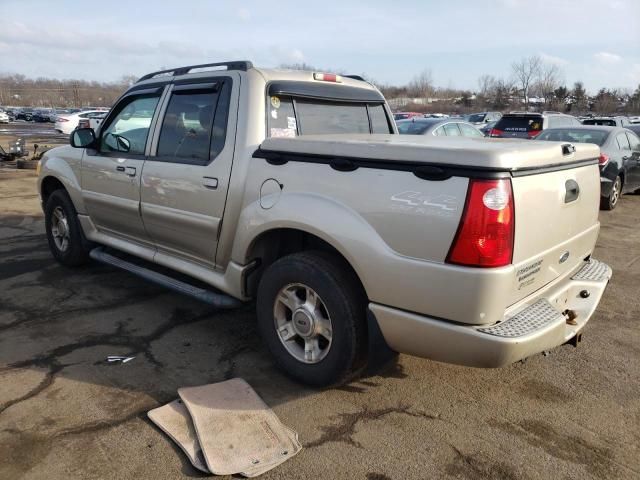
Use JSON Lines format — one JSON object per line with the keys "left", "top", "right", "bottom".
{"left": 1, "top": 0, "right": 639, "bottom": 93}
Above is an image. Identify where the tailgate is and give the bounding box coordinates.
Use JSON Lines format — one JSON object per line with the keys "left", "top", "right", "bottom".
{"left": 508, "top": 161, "right": 601, "bottom": 305}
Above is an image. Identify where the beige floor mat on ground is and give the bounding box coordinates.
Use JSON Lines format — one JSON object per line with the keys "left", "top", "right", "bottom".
{"left": 148, "top": 399, "right": 209, "bottom": 473}
{"left": 149, "top": 378, "right": 301, "bottom": 477}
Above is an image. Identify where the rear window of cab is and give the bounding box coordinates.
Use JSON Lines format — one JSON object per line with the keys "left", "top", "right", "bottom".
{"left": 267, "top": 95, "right": 392, "bottom": 137}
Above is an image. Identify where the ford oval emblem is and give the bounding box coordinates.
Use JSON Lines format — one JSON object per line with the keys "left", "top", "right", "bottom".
{"left": 559, "top": 251, "right": 570, "bottom": 264}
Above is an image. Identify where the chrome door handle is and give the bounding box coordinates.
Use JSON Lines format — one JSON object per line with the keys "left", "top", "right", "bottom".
{"left": 203, "top": 177, "right": 218, "bottom": 189}
{"left": 125, "top": 166, "right": 136, "bottom": 177}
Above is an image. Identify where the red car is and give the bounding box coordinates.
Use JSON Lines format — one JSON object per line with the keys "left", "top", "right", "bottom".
{"left": 393, "top": 111, "right": 423, "bottom": 121}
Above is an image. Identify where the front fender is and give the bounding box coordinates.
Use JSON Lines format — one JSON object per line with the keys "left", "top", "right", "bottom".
{"left": 38, "top": 146, "right": 86, "bottom": 213}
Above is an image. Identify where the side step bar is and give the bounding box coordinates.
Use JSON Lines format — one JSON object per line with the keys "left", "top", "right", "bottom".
{"left": 89, "top": 247, "right": 242, "bottom": 309}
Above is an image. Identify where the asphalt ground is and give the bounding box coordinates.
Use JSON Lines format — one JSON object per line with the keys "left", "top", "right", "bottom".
{"left": 0, "top": 169, "right": 639, "bottom": 480}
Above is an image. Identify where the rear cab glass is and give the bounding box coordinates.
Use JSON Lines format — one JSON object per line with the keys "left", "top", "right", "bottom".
{"left": 267, "top": 92, "right": 392, "bottom": 137}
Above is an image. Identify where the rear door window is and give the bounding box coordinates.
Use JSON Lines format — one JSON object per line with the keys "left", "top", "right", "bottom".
{"left": 616, "top": 133, "right": 631, "bottom": 151}
{"left": 626, "top": 132, "right": 640, "bottom": 151}
{"left": 156, "top": 80, "right": 231, "bottom": 164}
{"left": 443, "top": 123, "right": 461, "bottom": 136}
{"left": 458, "top": 123, "right": 483, "bottom": 137}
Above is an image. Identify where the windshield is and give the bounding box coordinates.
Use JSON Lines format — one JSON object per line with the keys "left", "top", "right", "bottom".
{"left": 582, "top": 119, "right": 616, "bottom": 126}
{"left": 536, "top": 129, "right": 609, "bottom": 146}
{"left": 467, "top": 114, "right": 485, "bottom": 123}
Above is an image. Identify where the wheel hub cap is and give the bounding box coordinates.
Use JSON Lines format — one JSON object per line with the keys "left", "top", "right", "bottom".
{"left": 273, "top": 283, "right": 333, "bottom": 364}
{"left": 292, "top": 309, "right": 315, "bottom": 337}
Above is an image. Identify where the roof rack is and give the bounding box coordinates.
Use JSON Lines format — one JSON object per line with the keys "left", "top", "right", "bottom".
{"left": 344, "top": 74, "right": 366, "bottom": 81}
{"left": 138, "top": 60, "right": 253, "bottom": 82}
{"left": 542, "top": 110, "right": 563, "bottom": 114}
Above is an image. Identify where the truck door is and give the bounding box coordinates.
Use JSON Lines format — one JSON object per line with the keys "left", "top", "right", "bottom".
{"left": 140, "top": 74, "right": 238, "bottom": 267}
{"left": 81, "top": 87, "right": 165, "bottom": 246}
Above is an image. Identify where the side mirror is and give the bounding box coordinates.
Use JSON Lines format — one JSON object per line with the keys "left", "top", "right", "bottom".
{"left": 103, "top": 132, "right": 130, "bottom": 153}
{"left": 70, "top": 128, "right": 96, "bottom": 148}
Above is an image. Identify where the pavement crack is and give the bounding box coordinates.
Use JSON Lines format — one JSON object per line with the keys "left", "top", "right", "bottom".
{"left": 306, "top": 405, "right": 441, "bottom": 449}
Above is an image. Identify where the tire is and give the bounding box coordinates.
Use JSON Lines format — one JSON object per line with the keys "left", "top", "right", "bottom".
{"left": 256, "top": 251, "right": 367, "bottom": 387}
{"left": 600, "top": 175, "right": 621, "bottom": 210}
{"left": 44, "top": 189, "right": 91, "bottom": 267}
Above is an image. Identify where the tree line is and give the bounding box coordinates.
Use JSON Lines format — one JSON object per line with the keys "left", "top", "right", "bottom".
{"left": 2, "top": 58, "right": 639, "bottom": 116}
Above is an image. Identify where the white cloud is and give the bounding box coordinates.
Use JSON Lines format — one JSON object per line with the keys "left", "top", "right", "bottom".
{"left": 594, "top": 52, "right": 622, "bottom": 64}
{"left": 539, "top": 52, "right": 568, "bottom": 66}
{"left": 237, "top": 8, "right": 251, "bottom": 21}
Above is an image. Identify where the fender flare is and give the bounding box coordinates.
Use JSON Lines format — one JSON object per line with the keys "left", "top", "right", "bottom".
{"left": 39, "top": 153, "right": 86, "bottom": 214}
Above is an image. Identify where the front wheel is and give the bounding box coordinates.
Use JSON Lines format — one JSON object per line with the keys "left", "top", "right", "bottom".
{"left": 256, "top": 251, "right": 367, "bottom": 387}
{"left": 45, "top": 190, "right": 91, "bottom": 267}
{"left": 601, "top": 175, "right": 621, "bottom": 210}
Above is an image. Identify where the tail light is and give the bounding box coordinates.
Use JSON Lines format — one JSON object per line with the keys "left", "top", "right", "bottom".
{"left": 57, "top": 117, "right": 69, "bottom": 122}
{"left": 598, "top": 153, "right": 609, "bottom": 166}
{"left": 527, "top": 130, "right": 541, "bottom": 139}
{"left": 489, "top": 128, "right": 504, "bottom": 137}
{"left": 313, "top": 72, "right": 342, "bottom": 83}
{"left": 446, "top": 178, "right": 514, "bottom": 268}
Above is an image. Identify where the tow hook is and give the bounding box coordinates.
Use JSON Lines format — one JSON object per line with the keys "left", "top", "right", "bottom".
{"left": 563, "top": 309, "right": 578, "bottom": 326}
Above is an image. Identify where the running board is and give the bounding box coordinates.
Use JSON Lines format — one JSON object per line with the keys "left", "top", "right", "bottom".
{"left": 89, "top": 247, "right": 242, "bottom": 309}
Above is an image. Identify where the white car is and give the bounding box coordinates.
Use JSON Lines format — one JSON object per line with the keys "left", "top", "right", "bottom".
{"left": 55, "top": 110, "right": 109, "bottom": 135}
{"left": 0, "top": 111, "right": 9, "bottom": 123}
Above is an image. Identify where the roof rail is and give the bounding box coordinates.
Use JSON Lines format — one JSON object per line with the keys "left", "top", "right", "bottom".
{"left": 138, "top": 60, "right": 253, "bottom": 82}
{"left": 344, "top": 74, "right": 366, "bottom": 81}
{"left": 542, "top": 110, "right": 563, "bottom": 114}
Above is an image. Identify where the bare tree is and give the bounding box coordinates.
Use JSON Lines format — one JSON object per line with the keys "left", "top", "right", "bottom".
{"left": 407, "top": 70, "right": 434, "bottom": 99}
{"left": 512, "top": 55, "right": 542, "bottom": 111}
{"left": 477, "top": 75, "right": 497, "bottom": 97}
{"left": 534, "top": 63, "right": 563, "bottom": 108}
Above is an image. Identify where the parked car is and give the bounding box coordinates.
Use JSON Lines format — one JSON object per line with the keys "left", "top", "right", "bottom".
{"left": 55, "top": 110, "right": 110, "bottom": 135}
{"left": 465, "top": 111, "right": 502, "bottom": 126}
{"left": 489, "top": 111, "right": 582, "bottom": 139}
{"left": 534, "top": 126, "right": 640, "bottom": 210}
{"left": 0, "top": 111, "right": 9, "bottom": 124}
{"left": 32, "top": 110, "right": 51, "bottom": 122}
{"left": 397, "top": 117, "right": 484, "bottom": 137}
{"left": 625, "top": 124, "right": 640, "bottom": 136}
{"left": 16, "top": 108, "right": 34, "bottom": 121}
{"left": 479, "top": 120, "right": 498, "bottom": 136}
{"left": 78, "top": 112, "right": 108, "bottom": 131}
{"left": 393, "top": 111, "right": 423, "bottom": 121}
{"left": 582, "top": 116, "right": 632, "bottom": 128}
{"left": 38, "top": 60, "right": 610, "bottom": 386}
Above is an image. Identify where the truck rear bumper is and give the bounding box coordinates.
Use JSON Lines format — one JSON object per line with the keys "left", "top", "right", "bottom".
{"left": 370, "top": 259, "right": 612, "bottom": 368}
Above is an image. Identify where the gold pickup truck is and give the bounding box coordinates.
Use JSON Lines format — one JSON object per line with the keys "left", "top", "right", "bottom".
{"left": 37, "top": 61, "right": 611, "bottom": 386}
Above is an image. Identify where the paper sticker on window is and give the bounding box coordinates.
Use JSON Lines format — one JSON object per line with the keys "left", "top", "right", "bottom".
{"left": 270, "top": 128, "right": 296, "bottom": 138}
{"left": 270, "top": 96, "right": 281, "bottom": 108}
{"left": 271, "top": 109, "right": 278, "bottom": 119}
{"left": 287, "top": 116, "right": 297, "bottom": 130}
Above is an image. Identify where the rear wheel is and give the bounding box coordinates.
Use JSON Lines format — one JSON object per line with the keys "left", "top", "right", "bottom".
{"left": 45, "top": 190, "right": 91, "bottom": 267}
{"left": 256, "top": 251, "right": 367, "bottom": 387}
{"left": 601, "top": 175, "right": 621, "bottom": 210}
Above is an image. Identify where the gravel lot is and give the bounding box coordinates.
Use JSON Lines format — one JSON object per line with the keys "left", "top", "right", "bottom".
{"left": 0, "top": 169, "right": 639, "bottom": 480}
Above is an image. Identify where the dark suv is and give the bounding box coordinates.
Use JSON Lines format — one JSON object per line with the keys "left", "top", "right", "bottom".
{"left": 489, "top": 111, "right": 582, "bottom": 139}
{"left": 582, "top": 116, "right": 632, "bottom": 128}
